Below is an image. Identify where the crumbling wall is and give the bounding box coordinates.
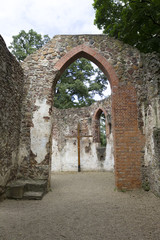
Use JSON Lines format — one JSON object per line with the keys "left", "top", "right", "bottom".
{"left": 0, "top": 34, "right": 159, "bottom": 195}
{"left": 51, "top": 97, "right": 114, "bottom": 172}
{"left": 20, "top": 35, "right": 144, "bottom": 190}
{"left": 140, "top": 53, "right": 160, "bottom": 196}
{"left": 19, "top": 34, "right": 160, "bottom": 192}
{"left": 0, "top": 36, "right": 24, "bottom": 196}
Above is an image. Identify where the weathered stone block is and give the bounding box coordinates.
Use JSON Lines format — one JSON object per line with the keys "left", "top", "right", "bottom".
{"left": 23, "top": 191, "right": 44, "bottom": 200}
{"left": 6, "top": 179, "right": 47, "bottom": 200}
{"left": 6, "top": 182, "right": 24, "bottom": 199}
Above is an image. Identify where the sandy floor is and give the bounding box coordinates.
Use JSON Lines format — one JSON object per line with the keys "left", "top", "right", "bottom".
{"left": 0, "top": 172, "right": 160, "bottom": 240}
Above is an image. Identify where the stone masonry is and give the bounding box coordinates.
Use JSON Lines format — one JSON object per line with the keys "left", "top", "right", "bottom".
{"left": 0, "top": 36, "right": 24, "bottom": 197}
{"left": 0, "top": 34, "right": 160, "bottom": 197}
{"left": 141, "top": 53, "right": 160, "bottom": 195}
{"left": 20, "top": 34, "right": 144, "bottom": 191}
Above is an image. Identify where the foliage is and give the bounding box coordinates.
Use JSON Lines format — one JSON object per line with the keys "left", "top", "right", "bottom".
{"left": 9, "top": 29, "right": 50, "bottom": 61}
{"left": 100, "top": 112, "right": 107, "bottom": 146}
{"left": 93, "top": 0, "right": 160, "bottom": 53}
{"left": 54, "top": 58, "right": 108, "bottom": 109}
{"left": 9, "top": 30, "right": 108, "bottom": 108}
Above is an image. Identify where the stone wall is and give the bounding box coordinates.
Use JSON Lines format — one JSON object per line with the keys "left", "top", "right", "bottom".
{"left": 20, "top": 34, "right": 144, "bottom": 190}
{"left": 12, "top": 34, "right": 159, "bottom": 194}
{"left": 0, "top": 34, "right": 159, "bottom": 196}
{"left": 52, "top": 98, "right": 114, "bottom": 172}
{"left": 0, "top": 36, "right": 24, "bottom": 196}
{"left": 140, "top": 53, "right": 160, "bottom": 196}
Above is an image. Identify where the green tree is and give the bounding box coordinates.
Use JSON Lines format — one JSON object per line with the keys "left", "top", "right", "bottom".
{"left": 9, "top": 29, "right": 50, "bottom": 61}
{"left": 9, "top": 30, "right": 108, "bottom": 108}
{"left": 93, "top": 0, "right": 160, "bottom": 53}
{"left": 54, "top": 58, "right": 108, "bottom": 109}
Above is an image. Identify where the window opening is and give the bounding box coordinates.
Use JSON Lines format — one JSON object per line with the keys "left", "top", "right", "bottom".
{"left": 100, "top": 112, "right": 107, "bottom": 147}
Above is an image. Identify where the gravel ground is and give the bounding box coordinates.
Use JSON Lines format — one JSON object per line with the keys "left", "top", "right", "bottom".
{"left": 0, "top": 172, "right": 160, "bottom": 240}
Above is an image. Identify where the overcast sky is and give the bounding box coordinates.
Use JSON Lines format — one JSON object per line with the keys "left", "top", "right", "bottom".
{"left": 0, "top": 0, "right": 102, "bottom": 47}
{"left": 0, "top": 0, "right": 111, "bottom": 96}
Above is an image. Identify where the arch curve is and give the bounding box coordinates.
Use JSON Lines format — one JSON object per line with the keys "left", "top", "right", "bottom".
{"left": 93, "top": 107, "right": 111, "bottom": 142}
{"left": 54, "top": 44, "right": 119, "bottom": 89}
{"left": 94, "top": 107, "right": 108, "bottom": 120}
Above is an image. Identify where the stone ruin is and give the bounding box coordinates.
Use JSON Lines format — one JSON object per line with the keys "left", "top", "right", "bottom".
{"left": 52, "top": 97, "right": 113, "bottom": 172}
{"left": 0, "top": 34, "right": 160, "bottom": 199}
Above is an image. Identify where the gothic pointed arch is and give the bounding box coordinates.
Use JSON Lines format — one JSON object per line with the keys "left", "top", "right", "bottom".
{"left": 54, "top": 44, "right": 119, "bottom": 89}
{"left": 93, "top": 107, "right": 111, "bottom": 143}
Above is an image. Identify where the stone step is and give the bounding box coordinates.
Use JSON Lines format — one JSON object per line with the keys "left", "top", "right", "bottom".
{"left": 24, "top": 180, "right": 47, "bottom": 193}
{"left": 23, "top": 191, "right": 44, "bottom": 200}
{"left": 6, "top": 180, "right": 25, "bottom": 199}
{"left": 6, "top": 179, "right": 48, "bottom": 200}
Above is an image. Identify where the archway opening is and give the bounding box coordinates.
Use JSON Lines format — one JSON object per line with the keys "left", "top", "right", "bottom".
{"left": 54, "top": 44, "right": 119, "bottom": 90}
{"left": 93, "top": 106, "right": 114, "bottom": 170}
{"left": 53, "top": 57, "right": 110, "bottom": 109}
{"left": 51, "top": 43, "right": 142, "bottom": 190}
{"left": 51, "top": 57, "right": 112, "bottom": 172}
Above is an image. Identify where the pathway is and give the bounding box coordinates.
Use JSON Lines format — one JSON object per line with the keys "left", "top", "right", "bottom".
{"left": 0, "top": 172, "right": 160, "bottom": 240}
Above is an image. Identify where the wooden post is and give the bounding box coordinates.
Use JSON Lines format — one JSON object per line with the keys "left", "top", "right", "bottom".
{"left": 65, "top": 122, "right": 92, "bottom": 172}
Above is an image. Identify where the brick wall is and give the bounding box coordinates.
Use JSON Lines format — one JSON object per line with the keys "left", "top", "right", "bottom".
{"left": 112, "top": 85, "right": 144, "bottom": 189}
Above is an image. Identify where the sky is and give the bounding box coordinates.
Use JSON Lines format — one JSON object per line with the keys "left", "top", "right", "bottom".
{"left": 0, "top": 0, "right": 102, "bottom": 46}
{"left": 0, "top": 0, "right": 111, "bottom": 96}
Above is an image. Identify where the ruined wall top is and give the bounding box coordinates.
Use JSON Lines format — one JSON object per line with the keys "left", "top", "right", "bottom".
{"left": 22, "top": 34, "right": 142, "bottom": 93}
